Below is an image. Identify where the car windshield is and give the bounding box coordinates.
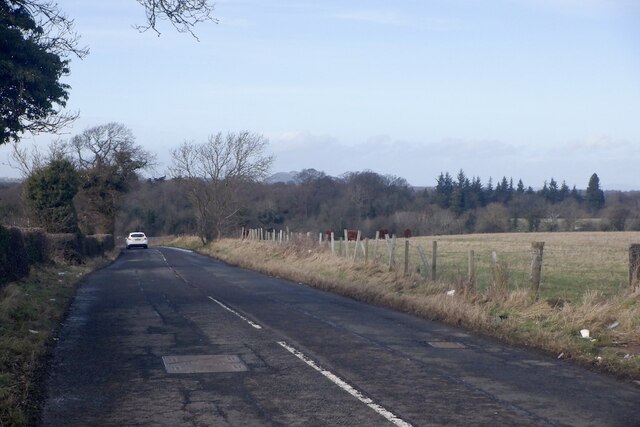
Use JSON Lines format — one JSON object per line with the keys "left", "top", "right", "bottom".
{"left": 130, "top": 233, "right": 146, "bottom": 238}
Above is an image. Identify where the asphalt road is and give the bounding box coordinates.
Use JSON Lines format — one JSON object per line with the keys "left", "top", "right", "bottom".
{"left": 41, "top": 247, "right": 640, "bottom": 426}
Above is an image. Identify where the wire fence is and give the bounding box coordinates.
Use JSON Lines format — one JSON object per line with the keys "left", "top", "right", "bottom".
{"left": 241, "top": 227, "right": 640, "bottom": 300}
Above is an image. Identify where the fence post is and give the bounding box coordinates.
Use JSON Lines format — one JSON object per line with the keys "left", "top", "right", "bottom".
{"left": 530, "top": 242, "right": 545, "bottom": 298}
{"left": 468, "top": 250, "right": 476, "bottom": 291}
{"left": 629, "top": 244, "right": 640, "bottom": 291}
{"left": 330, "top": 232, "right": 335, "bottom": 256}
{"left": 431, "top": 241, "right": 437, "bottom": 281}
{"left": 404, "top": 239, "right": 410, "bottom": 277}
{"left": 353, "top": 230, "right": 361, "bottom": 261}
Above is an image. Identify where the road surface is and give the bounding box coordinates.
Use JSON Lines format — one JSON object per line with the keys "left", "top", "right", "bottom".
{"left": 41, "top": 247, "right": 640, "bottom": 426}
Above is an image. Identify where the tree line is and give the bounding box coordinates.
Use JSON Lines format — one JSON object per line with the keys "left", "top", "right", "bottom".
{"left": 116, "top": 166, "right": 637, "bottom": 240}
{"left": 1, "top": 124, "right": 638, "bottom": 242}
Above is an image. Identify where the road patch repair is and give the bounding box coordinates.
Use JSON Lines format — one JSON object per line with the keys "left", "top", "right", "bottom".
{"left": 162, "top": 355, "right": 248, "bottom": 374}
{"left": 427, "top": 341, "right": 467, "bottom": 349}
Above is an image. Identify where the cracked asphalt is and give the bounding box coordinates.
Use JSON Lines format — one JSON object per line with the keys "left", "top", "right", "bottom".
{"left": 41, "top": 247, "right": 640, "bottom": 426}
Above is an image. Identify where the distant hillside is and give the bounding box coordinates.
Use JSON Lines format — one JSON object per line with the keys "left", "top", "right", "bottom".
{"left": 0, "top": 177, "right": 21, "bottom": 185}
{"left": 265, "top": 171, "right": 299, "bottom": 184}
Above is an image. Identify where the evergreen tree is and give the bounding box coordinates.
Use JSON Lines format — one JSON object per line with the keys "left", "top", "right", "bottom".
{"left": 585, "top": 173, "right": 605, "bottom": 211}
{"left": 25, "top": 158, "right": 79, "bottom": 232}
{"left": 434, "top": 172, "right": 453, "bottom": 209}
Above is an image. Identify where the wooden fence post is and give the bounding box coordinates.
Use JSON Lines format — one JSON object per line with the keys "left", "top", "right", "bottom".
{"left": 403, "top": 239, "right": 409, "bottom": 277}
{"left": 468, "top": 250, "right": 476, "bottom": 291}
{"left": 330, "top": 232, "right": 335, "bottom": 256}
{"left": 385, "top": 234, "right": 397, "bottom": 271}
{"left": 353, "top": 230, "right": 361, "bottom": 261}
{"left": 431, "top": 241, "right": 437, "bottom": 281}
{"left": 530, "top": 242, "right": 545, "bottom": 298}
{"left": 629, "top": 244, "right": 640, "bottom": 291}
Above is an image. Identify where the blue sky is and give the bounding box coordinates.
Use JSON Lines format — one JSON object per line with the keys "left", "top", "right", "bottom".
{"left": 1, "top": 0, "right": 639, "bottom": 189}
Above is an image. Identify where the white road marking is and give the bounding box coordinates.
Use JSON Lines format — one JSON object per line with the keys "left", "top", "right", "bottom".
{"left": 277, "top": 341, "right": 413, "bottom": 427}
{"left": 160, "top": 246, "right": 194, "bottom": 253}
{"left": 208, "top": 296, "right": 263, "bottom": 330}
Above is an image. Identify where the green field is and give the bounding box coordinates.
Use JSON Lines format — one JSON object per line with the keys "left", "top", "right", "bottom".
{"left": 371, "top": 232, "right": 640, "bottom": 300}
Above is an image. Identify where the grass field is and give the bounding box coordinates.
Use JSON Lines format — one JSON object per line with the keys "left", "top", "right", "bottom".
{"left": 402, "top": 232, "right": 640, "bottom": 300}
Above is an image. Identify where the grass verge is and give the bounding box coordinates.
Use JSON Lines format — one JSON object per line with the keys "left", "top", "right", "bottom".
{"left": 0, "top": 253, "right": 118, "bottom": 426}
{"left": 162, "top": 235, "right": 640, "bottom": 380}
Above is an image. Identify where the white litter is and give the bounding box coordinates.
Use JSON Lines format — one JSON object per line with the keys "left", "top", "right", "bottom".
{"left": 28, "top": 329, "right": 39, "bottom": 334}
{"left": 446, "top": 290, "right": 455, "bottom": 296}
{"left": 607, "top": 321, "right": 620, "bottom": 330}
{"left": 580, "top": 329, "right": 590, "bottom": 338}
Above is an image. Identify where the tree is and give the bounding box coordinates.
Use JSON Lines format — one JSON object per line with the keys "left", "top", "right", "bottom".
{"left": 2, "top": 0, "right": 215, "bottom": 146}
{"left": 170, "top": 131, "right": 273, "bottom": 243}
{"left": 24, "top": 157, "right": 79, "bottom": 232}
{"left": 135, "top": 0, "right": 217, "bottom": 39}
{"left": 585, "top": 173, "right": 605, "bottom": 212}
{"left": 69, "top": 122, "right": 155, "bottom": 234}
{"left": 434, "top": 172, "right": 453, "bottom": 209}
{"left": 0, "top": 0, "right": 87, "bottom": 145}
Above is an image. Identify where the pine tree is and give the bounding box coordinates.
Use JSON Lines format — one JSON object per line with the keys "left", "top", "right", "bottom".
{"left": 585, "top": 173, "right": 605, "bottom": 211}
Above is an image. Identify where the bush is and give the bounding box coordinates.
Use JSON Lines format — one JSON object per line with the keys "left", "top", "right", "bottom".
{"left": 81, "top": 234, "right": 115, "bottom": 258}
{"left": 0, "top": 226, "right": 30, "bottom": 285}
{"left": 23, "top": 228, "right": 49, "bottom": 265}
{"left": 47, "top": 234, "right": 83, "bottom": 265}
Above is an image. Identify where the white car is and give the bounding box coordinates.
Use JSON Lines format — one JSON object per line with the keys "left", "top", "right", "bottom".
{"left": 125, "top": 232, "right": 148, "bottom": 249}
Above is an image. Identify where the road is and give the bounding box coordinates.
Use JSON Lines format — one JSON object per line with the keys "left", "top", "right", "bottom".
{"left": 41, "top": 247, "right": 640, "bottom": 426}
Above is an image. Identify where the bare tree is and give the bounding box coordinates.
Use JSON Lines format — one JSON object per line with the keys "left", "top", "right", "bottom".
{"left": 68, "top": 122, "right": 155, "bottom": 234}
{"left": 170, "top": 131, "right": 273, "bottom": 242}
{"left": 135, "top": 0, "right": 218, "bottom": 39}
{"left": 6, "top": 138, "right": 70, "bottom": 177}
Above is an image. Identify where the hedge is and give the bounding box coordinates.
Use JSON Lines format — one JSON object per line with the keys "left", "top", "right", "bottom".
{"left": 0, "top": 225, "right": 114, "bottom": 286}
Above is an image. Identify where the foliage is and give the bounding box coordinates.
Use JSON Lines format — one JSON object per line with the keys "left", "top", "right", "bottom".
{"left": 586, "top": 173, "right": 605, "bottom": 212}
{"left": 69, "top": 122, "right": 155, "bottom": 234}
{"left": 0, "top": 225, "right": 29, "bottom": 284}
{"left": 24, "top": 158, "right": 79, "bottom": 233}
{"left": 22, "top": 227, "right": 48, "bottom": 264}
{"left": 0, "top": 0, "right": 87, "bottom": 145}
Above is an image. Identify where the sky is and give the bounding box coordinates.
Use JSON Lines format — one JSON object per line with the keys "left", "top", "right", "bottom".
{"left": 1, "top": 0, "right": 639, "bottom": 190}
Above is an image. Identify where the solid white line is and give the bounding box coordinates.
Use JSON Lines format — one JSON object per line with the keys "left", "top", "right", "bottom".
{"left": 277, "top": 341, "right": 413, "bottom": 427}
{"left": 208, "top": 296, "right": 262, "bottom": 330}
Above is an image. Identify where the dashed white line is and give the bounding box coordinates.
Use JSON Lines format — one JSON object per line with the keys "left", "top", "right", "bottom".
{"left": 208, "top": 296, "right": 262, "bottom": 330}
{"left": 160, "top": 246, "right": 194, "bottom": 253}
{"left": 277, "top": 341, "right": 413, "bottom": 427}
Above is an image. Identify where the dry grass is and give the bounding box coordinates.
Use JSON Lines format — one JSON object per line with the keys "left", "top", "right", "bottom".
{"left": 0, "top": 253, "right": 119, "bottom": 426}
{"left": 162, "top": 233, "right": 640, "bottom": 379}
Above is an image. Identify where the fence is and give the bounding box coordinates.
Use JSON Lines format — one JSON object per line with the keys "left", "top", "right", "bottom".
{"left": 241, "top": 228, "right": 640, "bottom": 299}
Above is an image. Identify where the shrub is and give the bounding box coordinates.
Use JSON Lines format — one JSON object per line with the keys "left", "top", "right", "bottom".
{"left": 47, "top": 234, "right": 82, "bottom": 265}
{"left": 23, "top": 228, "right": 49, "bottom": 265}
{"left": 0, "top": 227, "right": 30, "bottom": 285}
